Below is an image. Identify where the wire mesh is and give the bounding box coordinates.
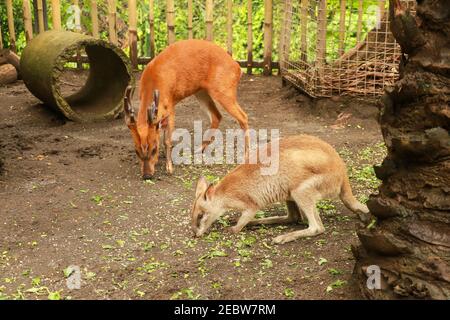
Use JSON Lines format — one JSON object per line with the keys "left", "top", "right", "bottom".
{"left": 279, "top": 0, "right": 416, "bottom": 98}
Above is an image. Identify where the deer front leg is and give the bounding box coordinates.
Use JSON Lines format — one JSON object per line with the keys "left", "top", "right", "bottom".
{"left": 230, "top": 209, "right": 257, "bottom": 234}
{"left": 164, "top": 115, "right": 175, "bottom": 174}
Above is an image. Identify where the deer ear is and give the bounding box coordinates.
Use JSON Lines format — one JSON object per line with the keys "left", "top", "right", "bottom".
{"left": 124, "top": 86, "right": 135, "bottom": 126}
{"left": 148, "top": 89, "right": 160, "bottom": 124}
{"left": 205, "top": 184, "right": 215, "bottom": 201}
{"left": 195, "top": 176, "right": 209, "bottom": 199}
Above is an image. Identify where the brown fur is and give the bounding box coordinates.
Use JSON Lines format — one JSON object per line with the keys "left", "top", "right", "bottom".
{"left": 191, "top": 135, "right": 369, "bottom": 244}
{"left": 124, "top": 39, "right": 249, "bottom": 179}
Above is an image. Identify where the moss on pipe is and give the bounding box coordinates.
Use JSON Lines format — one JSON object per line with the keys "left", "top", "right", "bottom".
{"left": 20, "top": 31, "right": 133, "bottom": 122}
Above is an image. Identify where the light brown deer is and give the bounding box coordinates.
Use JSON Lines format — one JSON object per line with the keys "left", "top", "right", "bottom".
{"left": 124, "top": 39, "right": 249, "bottom": 180}
{"left": 191, "top": 135, "right": 369, "bottom": 244}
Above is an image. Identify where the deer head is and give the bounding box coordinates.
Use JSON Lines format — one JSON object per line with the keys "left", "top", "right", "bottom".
{"left": 124, "top": 87, "right": 163, "bottom": 180}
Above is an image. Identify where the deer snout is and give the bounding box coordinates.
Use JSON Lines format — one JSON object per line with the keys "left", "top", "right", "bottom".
{"left": 142, "top": 173, "right": 153, "bottom": 181}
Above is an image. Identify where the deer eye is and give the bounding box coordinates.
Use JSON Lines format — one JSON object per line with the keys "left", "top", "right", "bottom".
{"left": 196, "top": 212, "right": 204, "bottom": 227}
{"left": 151, "top": 147, "right": 157, "bottom": 156}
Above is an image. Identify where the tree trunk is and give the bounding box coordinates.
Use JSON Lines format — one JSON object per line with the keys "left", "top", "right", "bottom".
{"left": 353, "top": 0, "right": 450, "bottom": 300}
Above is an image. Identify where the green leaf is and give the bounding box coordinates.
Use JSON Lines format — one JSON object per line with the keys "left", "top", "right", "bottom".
{"left": 48, "top": 291, "right": 61, "bottom": 300}
{"left": 318, "top": 257, "right": 328, "bottom": 266}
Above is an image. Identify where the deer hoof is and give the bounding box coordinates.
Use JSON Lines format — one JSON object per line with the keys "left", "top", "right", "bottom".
{"left": 166, "top": 162, "right": 174, "bottom": 174}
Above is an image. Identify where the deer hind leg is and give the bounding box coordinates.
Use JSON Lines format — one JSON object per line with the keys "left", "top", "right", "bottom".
{"left": 206, "top": 89, "right": 249, "bottom": 160}
{"left": 273, "top": 187, "right": 325, "bottom": 244}
{"left": 247, "top": 201, "right": 301, "bottom": 227}
{"left": 195, "top": 90, "right": 222, "bottom": 151}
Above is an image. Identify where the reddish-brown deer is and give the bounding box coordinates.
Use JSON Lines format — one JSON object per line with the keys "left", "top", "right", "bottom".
{"left": 124, "top": 39, "right": 249, "bottom": 180}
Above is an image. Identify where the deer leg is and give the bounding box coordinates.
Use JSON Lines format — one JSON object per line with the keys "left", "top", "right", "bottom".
{"left": 164, "top": 114, "right": 175, "bottom": 174}
{"left": 207, "top": 89, "right": 249, "bottom": 161}
{"left": 230, "top": 209, "right": 257, "bottom": 234}
{"left": 195, "top": 91, "right": 222, "bottom": 152}
{"left": 273, "top": 188, "right": 325, "bottom": 244}
{"left": 247, "top": 201, "right": 301, "bottom": 226}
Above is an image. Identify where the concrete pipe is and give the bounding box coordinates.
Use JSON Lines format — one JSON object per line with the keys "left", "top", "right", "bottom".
{"left": 20, "top": 31, "right": 133, "bottom": 122}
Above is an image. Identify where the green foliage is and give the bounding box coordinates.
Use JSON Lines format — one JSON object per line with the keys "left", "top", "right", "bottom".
{"left": 1, "top": 1, "right": 386, "bottom": 65}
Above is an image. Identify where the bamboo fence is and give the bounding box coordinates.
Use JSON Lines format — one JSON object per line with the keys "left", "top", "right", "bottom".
{"left": 279, "top": 0, "right": 417, "bottom": 97}
{"left": 1, "top": 1, "right": 276, "bottom": 72}
{"left": 1, "top": 0, "right": 416, "bottom": 96}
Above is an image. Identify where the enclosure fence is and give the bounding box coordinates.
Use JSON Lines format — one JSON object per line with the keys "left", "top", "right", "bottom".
{"left": 279, "top": 0, "right": 416, "bottom": 97}
{"left": 1, "top": 1, "right": 416, "bottom": 97}
{"left": 1, "top": 0, "right": 277, "bottom": 75}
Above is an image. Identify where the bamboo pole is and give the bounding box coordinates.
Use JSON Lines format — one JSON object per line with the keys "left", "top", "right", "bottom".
{"left": 338, "top": 0, "right": 346, "bottom": 56}
{"left": 357, "top": 0, "right": 363, "bottom": 42}
{"left": 37, "top": 0, "right": 45, "bottom": 33}
{"left": 279, "top": 0, "right": 293, "bottom": 72}
{"left": 73, "top": 0, "right": 82, "bottom": 69}
{"left": 300, "top": 0, "right": 308, "bottom": 63}
{"left": 167, "top": 0, "right": 175, "bottom": 45}
{"left": 129, "top": 0, "right": 138, "bottom": 69}
{"left": 263, "top": 0, "right": 273, "bottom": 76}
{"left": 0, "top": 24, "right": 3, "bottom": 50}
{"left": 23, "top": 0, "right": 34, "bottom": 42}
{"left": 317, "top": 0, "right": 327, "bottom": 78}
{"left": 247, "top": 0, "right": 253, "bottom": 75}
{"left": 108, "top": 0, "right": 118, "bottom": 45}
{"left": 379, "top": 0, "right": 386, "bottom": 20}
{"left": 206, "top": 0, "right": 214, "bottom": 41}
{"left": 51, "top": 0, "right": 62, "bottom": 30}
{"left": 149, "top": 0, "right": 156, "bottom": 56}
{"left": 6, "top": 0, "right": 16, "bottom": 51}
{"left": 226, "top": 0, "right": 232, "bottom": 55}
{"left": 91, "top": 0, "right": 99, "bottom": 38}
{"left": 187, "top": 0, "right": 193, "bottom": 39}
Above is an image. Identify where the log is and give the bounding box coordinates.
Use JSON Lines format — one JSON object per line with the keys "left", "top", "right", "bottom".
{"left": 0, "top": 64, "right": 18, "bottom": 85}
{"left": 20, "top": 31, "right": 133, "bottom": 122}
{"left": 0, "top": 49, "right": 20, "bottom": 74}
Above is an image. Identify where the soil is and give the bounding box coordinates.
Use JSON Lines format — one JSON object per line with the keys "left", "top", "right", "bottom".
{"left": 0, "top": 71, "right": 384, "bottom": 300}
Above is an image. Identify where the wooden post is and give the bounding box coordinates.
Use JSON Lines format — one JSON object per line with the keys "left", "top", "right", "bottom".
{"left": 37, "top": 0, "right": 45, "bottom": 33}
{"left": 379, "top": 0, "right": 386, "bottom": 19}
{"left": 91, "top": 0, "right": 99, "bottom": 38}
{"left": 357, "top": 0, "right": 363, "bottom": 42}
{"left": 73, "top": 0, "right": 82, "bottom": 69}
{"left": 23, "top": 0, "right": 34, "bottom": 42}
{"left": 206, "top": 0, "right": 214, "bottom": 41}
{"left": 263, "top": 0, "right": 273, "bottom": 76}
{"left": 42, "top": 0, "right": 49, "bottom": 30}
{"left": 247, "top": 0, "right": 253, "bottom": 75}
{"left": 279, "top": 0, "right": 293, "bottom": 72}
{"left": 6, "top": 0, "right": 16, "bottom": 51}
{"left": 317, "top": 0, "right": 327, "bottom": 78}
{"left": 338, "top": 0, "right": 346, "bottom": 56}
{"left": 108, "top": 0, "right": 118, "bottom": 45}
{"left": 300, "top": 0, "right": 309, "bottom": 63}
{"left": 167, "top": 0, "right": 175, "bottom": 45}
{"left": 226, "top": 0, "right": 232, "bottom": 55}
{"left": 149, "top": 0, "right": 156, "bottom": 56}
{"left": 0, "top": 24, "right": 3, "bottom": 50}
{"left": 187, "top": 0, "right": 193, "bottom": 39}
{"left": 129, "top": 0, "right": 138, "bottom": 69}
{"left": 51, "top": 0, "right": 62, "bottom": 30}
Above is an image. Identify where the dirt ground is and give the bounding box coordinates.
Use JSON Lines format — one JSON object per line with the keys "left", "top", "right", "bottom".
{"left": 0, "top": 71, "right": 386, "bottom": 300}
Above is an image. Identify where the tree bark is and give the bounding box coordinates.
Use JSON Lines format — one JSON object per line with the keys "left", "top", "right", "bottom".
{"left": 353, "top": 0, "right": 450, "bottom": 300}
